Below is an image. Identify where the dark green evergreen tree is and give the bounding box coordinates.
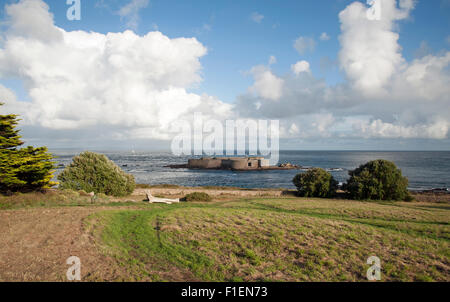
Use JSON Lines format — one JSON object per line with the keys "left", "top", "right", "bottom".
{"left": 0, "top": 102, "right": 56, "bottom": 192}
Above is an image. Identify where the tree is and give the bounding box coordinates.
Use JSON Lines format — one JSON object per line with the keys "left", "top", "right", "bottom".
{"left": 0, "top": 102, "right": 56, "bottom": 192}
{"left": 344, "top": 159, "right": 411, "bottom": 201}
{"left": 292, "top": 168, "right": 338, "bottom": 198}
{"left": 0, "top": 107, "right": 23, "bottom": 149}
{"left": 58, "top": 151, "right": 135, "bottom": 197}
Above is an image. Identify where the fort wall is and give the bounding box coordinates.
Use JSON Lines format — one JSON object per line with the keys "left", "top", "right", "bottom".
{"left": 187, "top": 157, "right": 271, "bottom": 170}
{"left": 230, "top": 159, "right": 259, "bottom": 170}
{"left": 187, "top": 159, "right": 219, "bottom": 169}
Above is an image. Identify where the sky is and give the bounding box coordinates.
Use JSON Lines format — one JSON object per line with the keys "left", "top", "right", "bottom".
{"left": 0, "top": 0, "right": 449, "bottom": 151}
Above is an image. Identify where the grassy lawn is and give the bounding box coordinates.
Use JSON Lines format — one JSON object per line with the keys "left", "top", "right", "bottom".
{"left": 85, "top": 197, "right": 450, "bottom": 282}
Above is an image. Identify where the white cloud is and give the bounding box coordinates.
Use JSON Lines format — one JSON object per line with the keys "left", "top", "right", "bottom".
{"left": 354, "top": 119, "right": 449, "bottom": 139}
{"left": 391, "top": 52, "right": 450, "bottom": 101}
{"left": 235, "top": 0, "right": 450, "bottom": 141}
{"left": 117, "top": 0, "right": 149, "bottom": 30}
{"left": 250, "top": 12, "right": 264, "bottom": 23}
{"left": 293, "top": 36, "right": 315, "bottom": 55}
{"left": 248, "top": 66, "right": 284, "bottom": 101}
{"left": 0, "top": 84, "right": 34, "bottom": 118}
{"left": 338, "top": 0, "right": 415, "bottom": 96}
{"left": 319, "top": 32, "right": 330, "bottom": 41}
{"left": 0, "top": 85, "right": 17, "bottom": 103}
{"left": 236, "top": 67, "right": 329, "bottom": 120}
{"left": 1, "top": 0, "right": 449, "bottom": 145}
{"left": 0, "top": 0, "right": 232, "bottom": 139}
{"left": 4, "top": 0, "right": 62, "bottom": 42}
{"left": 291, "top": 61, "right": 311, "bottom": 75}
{"left": 277, "top": 114, "right": 336, "bottom": 139}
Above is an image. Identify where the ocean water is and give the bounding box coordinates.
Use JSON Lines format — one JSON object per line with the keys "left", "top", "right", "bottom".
{"left": 52, "top": 151, "right": 450, "bottom": 190}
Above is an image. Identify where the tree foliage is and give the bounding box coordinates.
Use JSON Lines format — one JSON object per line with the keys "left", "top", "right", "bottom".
{"left": 292, "top": 168, "right": 338, "bottom": 198}
{"left": 58, "top": 151, "right": 135, "bottom": 197}
{"left": 0, "top": 102, "right": 56, "bottom": 193}
{"left": 344, "top": 159, "right": 410, "bottom": 201}
{"left": 0, "top": 110, "right": 23, "bottom": 149}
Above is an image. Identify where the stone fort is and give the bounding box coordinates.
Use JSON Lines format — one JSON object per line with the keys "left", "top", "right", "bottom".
{"left": 187, "top": 157, "right": 270, "bottom": 170}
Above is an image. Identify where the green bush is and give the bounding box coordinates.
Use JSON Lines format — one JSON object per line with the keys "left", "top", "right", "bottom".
{"left": 182, "top": 192, "right": 212, "bottom": 202}
{"left": 344, "top": 159, "right": 410, "bottom": 201}
{"left": 57, "top": 151, "right": 135, "bottom": 197}
{"left": 292, "top": 168, "right": 338, "bottom": 198}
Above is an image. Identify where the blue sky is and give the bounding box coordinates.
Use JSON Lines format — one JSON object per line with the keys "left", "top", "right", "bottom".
{"left": 2, "top": 0, "right": 449, "bottom": 103}
{"left": 0, "top": 0, "right": 449, "bottom": 150}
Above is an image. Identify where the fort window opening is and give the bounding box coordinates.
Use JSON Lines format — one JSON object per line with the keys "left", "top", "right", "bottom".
{"left": 248, "top": 163, "right": 252, "bottom": 167}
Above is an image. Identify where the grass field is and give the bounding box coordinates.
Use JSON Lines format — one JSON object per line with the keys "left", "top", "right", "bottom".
{"left": 87, "top": 197, "right": 449, "bottom": 282}
{"left": 1, "top": 190, "right": 449, "bottom": 281}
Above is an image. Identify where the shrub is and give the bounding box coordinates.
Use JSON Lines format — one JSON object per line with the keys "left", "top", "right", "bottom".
{"left": 292, "top": 168, "right": 338, "bottom": 198}
{"left": 182, "top": 192, "right": 212, "bottom": 202}
{"left": 344, "top": 159, "right": 410, "bottom": 201}
{"left": 57, "top": 151, "right": 135, "bottom": 197}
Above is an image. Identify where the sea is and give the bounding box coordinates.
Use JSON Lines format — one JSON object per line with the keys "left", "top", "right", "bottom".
{"left": 52, "top": 151, "right": 450, "bottom": 191}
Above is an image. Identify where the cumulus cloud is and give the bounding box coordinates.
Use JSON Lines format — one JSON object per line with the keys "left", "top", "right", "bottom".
{"left": 0, "top": 85, "right": 17, "bottom": 104}
{"left": 248, "top": 66, "right": 284, "bottom": 101}
{"left": 235, "top": 0, "right": 449, "bottom": 141}
{"left": 250, "top": 12, "right": 264, "bottom": 23}
{"left": 1, "top": 0, "right": 448, "bottom": 146}
{"left": 338, "top": 0, "right": 417, "bottom": 96}
{"left": 4, "top": 0, "right": 62, "bottom": 42}
{"left": 390, "top": 52, "right": 450, "bottom": 101}
{"left": 269, "top": 113, "right": 339, "bottom": 139}
{"left": 291, "top": 61, "right": 311, "bottom": 75}
{"left": 0, "top": 0, "right": 232, "bottom": 140}
{"left": 236, "top": 66, "right": 329, "bottom": 120}
{"left": 293, "top": 36, "right": 315, "bottom": 55}
{"left": 354, "top": 119, "right": 449, "bottom": 139}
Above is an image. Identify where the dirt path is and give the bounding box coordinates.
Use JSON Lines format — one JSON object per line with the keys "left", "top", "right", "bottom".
{"left": 0, "top": 206, "right": 129, "bottom": 281}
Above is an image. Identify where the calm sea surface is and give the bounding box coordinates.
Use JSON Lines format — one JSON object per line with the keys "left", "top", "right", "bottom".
{"left": 52, "top": 151, "right": 450, "bottom": 190}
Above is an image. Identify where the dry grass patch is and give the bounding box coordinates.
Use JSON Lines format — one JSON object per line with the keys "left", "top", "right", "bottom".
{"left": 0, "top": 206, "right": 140, "bottom": 281}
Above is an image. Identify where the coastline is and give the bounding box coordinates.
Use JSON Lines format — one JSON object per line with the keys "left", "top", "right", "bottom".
{"left": 53, "top": 151, "right": 450, "bottom": 191}
{"left": 133, "top": 184, "right": 450, "bottom": 203}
